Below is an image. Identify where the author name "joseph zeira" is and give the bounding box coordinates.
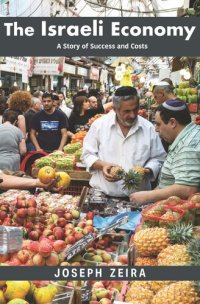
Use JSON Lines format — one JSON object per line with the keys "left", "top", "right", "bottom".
{"left": 54, "top": 267, "right": 146, "bottom": 279}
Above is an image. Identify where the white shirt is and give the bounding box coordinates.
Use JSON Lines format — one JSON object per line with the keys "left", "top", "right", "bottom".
{"left": 82, "top": 111, "right": 166, "bottom": 197}
{"left": 59, "top": 101, "right": 72, "bottom": 118}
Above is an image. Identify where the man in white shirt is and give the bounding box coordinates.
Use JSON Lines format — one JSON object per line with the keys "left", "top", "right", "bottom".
{"left": 58, "top": 92, "right": 72, "bottom": 118}
{"left": 82, "top": 86, "right": 166, "bottom": 197}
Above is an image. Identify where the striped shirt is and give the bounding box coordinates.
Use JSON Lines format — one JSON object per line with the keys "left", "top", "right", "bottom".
{"left": 159, "top": 122, "right": 200, "bottom": 189}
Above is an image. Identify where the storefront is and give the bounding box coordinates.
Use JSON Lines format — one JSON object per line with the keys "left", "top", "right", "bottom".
{"left": 30, "top": 57, "right": 65, "bottom": 92}
{"left": 0, "top": 57, "right": 28, "bottom": 94}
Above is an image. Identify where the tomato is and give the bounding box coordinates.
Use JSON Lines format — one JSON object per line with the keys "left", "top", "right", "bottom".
{"left": 38, "top": 166, "right": 56, "bottom": 184}
{"left": 55, "top": 172, "right": 71, "bottom": 189}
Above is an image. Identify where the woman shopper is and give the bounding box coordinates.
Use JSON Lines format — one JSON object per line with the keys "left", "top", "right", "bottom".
{"left": 8, "top": 90, "right": 32, "bottom": 138}
{"left": 0, "top": 110, "right": 26, "bottom": 171}
{"left": 68, "top": 95, "right": 112, "bottom": 134}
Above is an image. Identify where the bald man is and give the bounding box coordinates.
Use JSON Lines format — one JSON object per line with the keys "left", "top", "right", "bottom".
{"left": 89, "top": 96, "right": 98, "bottom": 109}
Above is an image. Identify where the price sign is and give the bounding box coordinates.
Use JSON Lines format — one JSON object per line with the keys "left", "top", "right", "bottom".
{"left": 65, "top": 233, "right": 95, "bottom": 261}
{"left": 81, "top": 283, "right": 92, "bottom": 303}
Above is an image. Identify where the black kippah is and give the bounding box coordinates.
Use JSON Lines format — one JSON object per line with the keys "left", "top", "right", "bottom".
{"left": 115, "top": 86, "right": 137, "bottom": 96}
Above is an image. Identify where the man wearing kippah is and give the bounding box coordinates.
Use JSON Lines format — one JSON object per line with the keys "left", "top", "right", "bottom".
{"left": 130, "top": 99, "right": 200, "bottom": 205}
{"left": 82, "top": 86, "right": 166, "bottom": 198}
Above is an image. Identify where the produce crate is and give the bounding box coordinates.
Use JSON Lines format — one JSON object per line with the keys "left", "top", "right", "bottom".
{"left": 32, "top": 168, "right": 91, "bottom": 181}
{"left": 65, "top": 180, "right": 90, "bottom": 196}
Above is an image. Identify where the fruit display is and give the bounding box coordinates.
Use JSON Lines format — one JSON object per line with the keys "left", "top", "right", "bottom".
{"left": 0, "top": 185, "right": 200, "bottom": 304}
{"left": 88, "top": 280, "right": 123, "bottom": 304}
{"left": 124, "top": 280, "right": 200, "bottom": 304}
{"left": 0, "top": 281, "right": 74, "bottom": 304}
{"left": 71, "top": 131, "right": 87, "bottom": 144}
{"left": 63, "top": 142, "right": 82, "bottom": 154}
{"left": 88, "top": 114, "right": 105, "bottom": 125}
{"left": 175, "top": 82, "right": 198, "bottom": 104}
{"left": 141, "top": 196, "right": 197, "bottom": 227}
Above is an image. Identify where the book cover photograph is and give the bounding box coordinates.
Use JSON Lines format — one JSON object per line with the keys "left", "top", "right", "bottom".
{"left": 0, "top": 1, "right": 200, "bottom": 304}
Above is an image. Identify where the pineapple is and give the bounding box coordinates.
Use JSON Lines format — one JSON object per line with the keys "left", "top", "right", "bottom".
{"left": 122, "top": 166, "right": 145, "bottom": 191}
{"left": 148, "top": 281, "right": 174, "bottom": 293}
{"left": 110, "top": 165, "right": 125, "bottom": 179}
{"left": 125, "top": 285, "right": 154, "bottom": 303}
{"left": 158, "top": 237, "right": 200, "bottom": 266}
{"left": 145, "top": 205, "right": 165, "bottom": 216}
{"left": 157, "top": 244, "right": 191, "bottom": 266}
{"left": 133, "top": 224, "right": 194, "bottom": 257}
{"left": 152, "top": 281, "right": 200, "bottom": 304}
{"left": 135, "top": 257, "right": 157, "bottom": 266}
{"left": 133, "top": 227, "right": 169, "bottom": 256}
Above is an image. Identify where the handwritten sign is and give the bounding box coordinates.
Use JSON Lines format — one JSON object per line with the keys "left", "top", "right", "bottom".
{"left": 81, "top": 283, "right": 92, "bottom": 303}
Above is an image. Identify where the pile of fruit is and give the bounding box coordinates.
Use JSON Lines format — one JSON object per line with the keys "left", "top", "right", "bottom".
{"left": 71, "top": 130, "right": 87, "bottom": 144}
{"left": 141, "top": 195, "right": 199, "bottom": 228}
{"left": 124, "top": 281, "right": 200, "bottom": 304}
{"left": 37, "top": 166, "right": 71, "bottom": 189}
{"left": 88, "top": 281, "right": 123, "bottom": 304}
{"left": 88, "top": 114, "right": 105, "bottom": 125}
{"left": 35, "top": 152, "right": 74, "bottom": 171}
{"left": 175, "top": 82, "right": 198, "bottom": 103}
{"left": 130, "top": 194, "right": 200, "bottom": 268}
{"left": 0, "top": 280, "right": 73, "bottom": 304}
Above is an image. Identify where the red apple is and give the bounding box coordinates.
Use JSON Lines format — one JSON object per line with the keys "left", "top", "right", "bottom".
{"left": 83, "top": 226, "right": 94, "bottom": 235}
{"left": 17, "top": 249, "right": 30, "bottom": 263}
{"left": 47, "top": 235, "right": 56, "bottom": 241}
{"left": 42, "top": 229, "right": 53, "bottom": 237}
{"left": 74, "top": 232, "right": 84, "bottom": 241}
{"left": 65, "top": 235, "right": 76, "bottom": 245}
{"left": 118, "top": 255, "right": 128, "bottom": 265}
{"left": 45, "top": 252, "right": 60, "bottom": 266}
{"left": 14, "top": 215, "right": 25, "bottom": 225}
{"left": 64, "top": 212, "right": 73, "bottom": 221}
{"left": 57, "top": 217, "right": 67, "bottom": 228}
{"left": 53, "top": 228, "right": 65, "bottom": 240}
{"left": 40, "top": 206, "right": 49, "bottom": 213}
{"left": 28, "top": 230, "right": 40, "bottom": 241}
{"left": 16, "top": 208, "right": 27, "bottom": 218}
{"left": 27, "top": 207, "right": 37, "bottom": 217}
{"left": 65, "top": 229, "right": 74, "bottom": 236}
{"left": 24, "top": 221, "right": 34, "bottom": 229}
{"left": 65, "top": 223, "right": 74, "bottom": 230}
{"left": 86, "top": 211, "right": 95, "bottom": 220}
{"left": 32, "top": 253, "right": 46, "bottom": 266}
{"left": 53, "top": 240, "right": 66, "bottom": 252}
{"left": 77, "top": 222, "right": 86, "bottom": 229}
{"left": 0, "top": 211, "right": 7, "bottom": 220}
{"left": 26, "top": 198, "right": 37, "bottom": 208}
{"left": 16, "top": 198, "right": 27, "bottom": 209}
